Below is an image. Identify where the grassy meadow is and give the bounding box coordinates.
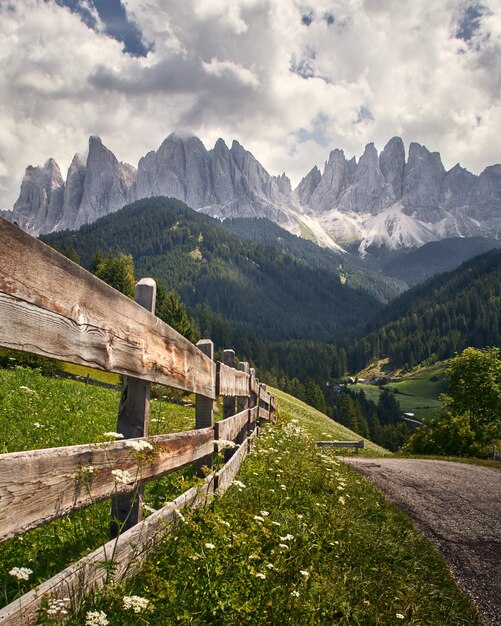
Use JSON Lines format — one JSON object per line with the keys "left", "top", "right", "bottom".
{"left": 0, "top": 367, "right": 482, "bottom": 625}
{"left": 352, "top": 363, "right": 447, "bottom": 421}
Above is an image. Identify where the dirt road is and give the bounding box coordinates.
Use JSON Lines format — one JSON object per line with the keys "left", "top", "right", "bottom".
{"left": 341, "top": 458, "right": 501, "bottom": 626}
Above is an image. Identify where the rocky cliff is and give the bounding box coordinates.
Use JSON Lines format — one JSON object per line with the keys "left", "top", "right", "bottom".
{"left": 10, "top": 134, "right": 501, "bottom": 252}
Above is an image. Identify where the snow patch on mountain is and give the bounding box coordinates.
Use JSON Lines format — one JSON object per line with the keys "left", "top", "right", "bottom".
{"left": 359, "top": 204, "right": 437, "bottom": 253}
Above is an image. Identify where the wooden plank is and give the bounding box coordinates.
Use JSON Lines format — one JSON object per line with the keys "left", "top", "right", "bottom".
{"left": 0, "top": 218, "right": 216, "bottom": 398}
{"left": 0, "top": 479, "right": 215, "bottom": 626}
{"left": 0, "top": 428, "right": 214, "bottom": 542}
{"left": 237, "top": 362, "right": 250, "bottom": 412}
{"left": 258, "top": 406, "right": 270, "bottom": 420}
{"left": 215, "top": 429, "right": 255, "bottom": 495}
{"left": 0, "top": 414, "right": 258, "bottom": 626}
{"left": 218, "top": 362, "right": 249, "bottom": 397}
{"left": 215, "top": 409, "right": 248, "bottom": 445}
{"left": 259, "top": 388, "right": 271, "bottom": 406}
{"left": 249, "top": 406, "right": 258, "bottom": 425}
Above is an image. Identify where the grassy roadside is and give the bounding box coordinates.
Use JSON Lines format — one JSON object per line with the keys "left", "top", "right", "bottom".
{"left": 0, "top": 368, "right": 483, "bottom": 624}
{"left": 64, "top": 388, "right": 481, "bottom": 625}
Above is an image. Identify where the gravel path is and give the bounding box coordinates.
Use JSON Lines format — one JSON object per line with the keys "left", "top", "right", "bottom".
{"left": 341, "top": 458, "right": 501, "bottom": 626}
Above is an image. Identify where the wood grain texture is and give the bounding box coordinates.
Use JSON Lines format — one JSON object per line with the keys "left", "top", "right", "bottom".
{"left": 0, "top": 428, "right": 213, "bottom": 542}
{"left": 218, "top": 362, "right": 249, "bottom": 397}
{"left": 0, "top": 420, "right": 256, "bottom": 626}
{"left": 0, "top": 480, "right": 215, "bottom": 626}
{"left": 0, "top": 218, "right": 216, "bottom": 397}
{"left": 215, "top": 409, "right": 249, "bottom": 445}
{"left": 259, "top": 387, "right": 271, "bottom": 406}
{"left": 258, "top": 406, "right": 270, "bottom": 420}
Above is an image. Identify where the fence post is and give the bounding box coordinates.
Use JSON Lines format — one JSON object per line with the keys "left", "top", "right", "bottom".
{"left": 195, "top": 339, "right": 214, "bottom": 476}
{"left": 110, "top": 278, "right": 156, "bottom": 538}
{"left": 249, "top": 368, "right": 257, "bottom": 434}
{"left": 223, "top": 349, "right": 236, "bottom": 419}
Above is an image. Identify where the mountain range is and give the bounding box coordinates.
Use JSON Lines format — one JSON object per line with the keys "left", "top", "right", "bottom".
{"left": 10, "top": 133, "right": 501, "bottom": 253}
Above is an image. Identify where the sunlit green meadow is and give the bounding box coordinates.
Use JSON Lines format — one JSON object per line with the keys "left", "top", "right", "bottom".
{"left": 0, "top": 368, "right": 482, "bottom": 625}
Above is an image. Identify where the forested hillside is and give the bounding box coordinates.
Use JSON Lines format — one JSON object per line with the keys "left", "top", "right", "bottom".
{"left": 222, "top": 217, "right": 405, "bottom": 302}
{"left": 349, "top": 249, "right": 501, "bottom": 371}
{"left": 41, "top": 197, "right": 379, "bottom": 345}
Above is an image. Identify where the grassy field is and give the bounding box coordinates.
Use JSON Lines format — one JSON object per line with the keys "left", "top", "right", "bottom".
{"left": 352, "top": 363, "right": 447, "bottom": 421}
{"left": 0, "top": 368, "right": 482, "bottom": 625}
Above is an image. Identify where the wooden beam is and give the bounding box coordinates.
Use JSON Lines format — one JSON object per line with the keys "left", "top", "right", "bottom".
{"left": 0, "top": 218, "right": 216, "bottom": 398}
{"left": 222, "top": 350, "right": 236, "bottom": 418}
{"left": 111, "top": 278, "right": 156, "bottom": 536}
{"left": 0, "top": 480, "right": 215, "bottom": 626}
{"left": 195, "top": 340, "right": 214, "bottom": 475}
{"left": 215, "top": 409, "right": 249, "bottom": 445}
{"left": 218, "top": 363, "right": 249, "bottom": 397}
{"left": 0, "top": 416, "right": 256, "bottom": 626}
{"left": 0, "top": 428, "right": 214, "bottom": 543}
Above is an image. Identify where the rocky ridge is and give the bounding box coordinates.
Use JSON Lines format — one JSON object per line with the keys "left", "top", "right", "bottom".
{"left": 10, "top": 134, "right": 501, "bottom": 252}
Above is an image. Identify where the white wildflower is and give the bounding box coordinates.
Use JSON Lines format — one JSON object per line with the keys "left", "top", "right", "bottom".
{"left": 290, "top": 590, "right": 300, "bottom": 597}
{"left": 278, "top": 543, "right": 289, "bottom": 549}
{"left": 260, "top": 510, "right": 269, "bottom": 516}
{"left": 271, "top": 521, "right": 281, "bottom": 526}
{"left": 111, "top": 469, "right": 132, "bottom": 484}
{"left": 19, "top": 386, "right": 35, "bottom": 393}
{"left": 85, "top": 610, "right": 109, "bottom": 626}
{"left": 338, "top": 496, "right": 346, "bottom": 506}
{"left": 254, "top": 572, "right": 266, "bottom": 579}
{"left": 300, "top": 570, "right": 309, "bottom": 578}
{"left": 205, "top": 543, "right": 215, "bottom": 550}
{"left": 280, "top": 534, "right": 294, "bottom": 541}
{"left": 231, "top": 480, "right": 246, "bottom": 489}
{"left": 46, "top": 598, "right": 69, "bottom": 617}
{"left": 9, "top": 567, "right": 32, "bottom": 581}
{"left": 396, "top": 614, "right": 405, "bottom": 620}
{"left": 142, "top": 503, "right": 157, "bottom": 514}
{"left": 103, "top": 431, "right": 123, "bottom": 439}
{"left": 253, "top": 515, "right": 265, "bottom": 523}
{"left": 33, "top": 422, "right": 44, "bottom": 428}
{"left": 128, "top": 439, "right": 153, "bottom": 452}
{"left": 123, "top": 595, "right": 149, "bottom": 613}
{"left": 266, "top": 562, "right": 275, "bottom": 570}
{"left": 280, "top": 484, "right": 287, "bottom": 490}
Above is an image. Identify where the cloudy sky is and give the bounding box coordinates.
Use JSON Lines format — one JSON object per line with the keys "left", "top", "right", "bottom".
{"left": 1, "top": 0, "right": 500, "bottom": 209}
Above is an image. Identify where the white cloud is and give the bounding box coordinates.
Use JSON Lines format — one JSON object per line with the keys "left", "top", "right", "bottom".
{"left": 1, "top": 0, "right": 501, "bottom": 209}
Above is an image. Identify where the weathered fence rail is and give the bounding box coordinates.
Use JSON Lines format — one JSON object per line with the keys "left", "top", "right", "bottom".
{"left": 0, "top": 217, "right": 276, "bottom": 625}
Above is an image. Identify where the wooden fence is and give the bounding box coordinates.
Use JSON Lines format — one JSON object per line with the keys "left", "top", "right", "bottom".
{"left": 0, "top": 217, "right": 276, "bottom": 625}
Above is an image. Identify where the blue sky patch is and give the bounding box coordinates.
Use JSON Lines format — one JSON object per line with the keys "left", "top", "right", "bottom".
{"left": 56, "top": 0, "right": 150, "bottom": 56}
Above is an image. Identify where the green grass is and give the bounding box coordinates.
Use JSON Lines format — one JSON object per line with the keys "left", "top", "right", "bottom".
{"left": 0, "top": 369, "right": 483, "bottom": 624}
{"left": 64, "top": 387, "right": 480, "bottom": 625}
{"left": 352, "top": 364, "right": 447, "bottom": 421}
{"left": 271, "top": 388, "right": 389, "bottom": 456}
{"left": 61, "top": 362, "right": 121, "bottom": 386}
{"left": 0, "top": 367, "right": 198, "bottom": 609}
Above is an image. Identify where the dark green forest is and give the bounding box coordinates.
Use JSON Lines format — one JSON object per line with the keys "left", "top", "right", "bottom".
{"left": 349, "top": 249, "right": 501, "bottom": 372}
{"left": 41, "top": 197, "right": 501, "bottom": 451}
